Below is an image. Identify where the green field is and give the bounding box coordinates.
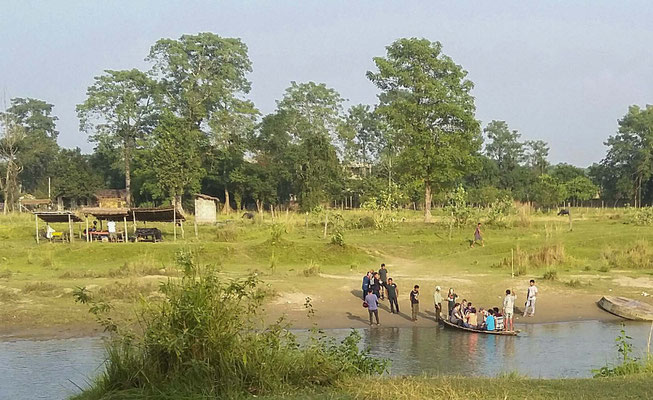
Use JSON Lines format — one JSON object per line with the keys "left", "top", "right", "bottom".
{"left": 0, "top": 207, "right": 652, "bottom": 336}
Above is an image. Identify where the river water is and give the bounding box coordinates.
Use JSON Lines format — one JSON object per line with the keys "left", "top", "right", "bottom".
{"left": 1, "top": 320, "right": 651, "bottom": 399}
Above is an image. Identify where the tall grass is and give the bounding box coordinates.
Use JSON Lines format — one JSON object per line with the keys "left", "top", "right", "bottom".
{"left": 602, "top": 240, "right": 653, "bottom": 270}
{"left": 75, "top": 250, "right": 386, "bottom": 399}
{"left": 495, "top": 244, "right": 565, "bottom": 276}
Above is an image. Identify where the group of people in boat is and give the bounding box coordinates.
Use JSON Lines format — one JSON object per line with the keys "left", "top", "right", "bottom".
{"left": 444, "top": 288, "right": 515, "bottom": 332}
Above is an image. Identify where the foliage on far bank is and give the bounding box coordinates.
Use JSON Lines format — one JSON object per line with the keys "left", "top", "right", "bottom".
{"left": 74, "top": 249, "right": 387, "bottom": 399}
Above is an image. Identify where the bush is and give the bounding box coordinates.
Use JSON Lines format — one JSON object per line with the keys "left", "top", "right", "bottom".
{"left": 602, "top": 241, "right": 653, "bottom": 270}
{"left": 543, "top": 269, "right": 558, "bottom": 281}
{"left": 78, "top": 258, "right": 387, "bottom": 398}
{"left": 630, "top": 207, "right": 653, "bottom": 226}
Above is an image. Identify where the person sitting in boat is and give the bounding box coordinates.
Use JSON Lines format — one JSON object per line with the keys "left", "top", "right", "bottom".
{"left": 450, "top": 302, "right": 463, "bottom": 325}
{"left": 476, "top": 307, "right": 486, "bottom": 330}
{"left": 485, "top": 309, "right": 496, "bottom": 331}
{"left": 493, "top": 307, "right": 504, "bottom": 331}
{"left": 466, "top": 307, "right": 478, "bottom": 329}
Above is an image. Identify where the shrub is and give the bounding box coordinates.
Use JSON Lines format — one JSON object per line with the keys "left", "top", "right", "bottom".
{"left": 602, "top": 241, "right": 653, "bottom": 270}
{"left": 543, "top": 269, "right": 558, "bottom": 281}
{"left": 593, "top": 325, "right": 653, "bottom": 377}
{"left": 630, "top": 207, "right": 653, "bottom": 226}
{"left": 79, "top": 258, "right": 386, "bottom": 398}
{"left": 301, "top": 261, "right": 321, "bottom": 277}
{"left": 566, "top": 279, "right": 582, "bottom": 288}
{"left": 495, "top": 244, "right": 565, "bottom": 272}
{"left": 23, "top": 281, "right": 57, "bottom": 295}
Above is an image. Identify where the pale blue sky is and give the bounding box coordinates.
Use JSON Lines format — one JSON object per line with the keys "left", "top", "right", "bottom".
{"left": 2, "top": 1, "right": 652, "bottom": 166}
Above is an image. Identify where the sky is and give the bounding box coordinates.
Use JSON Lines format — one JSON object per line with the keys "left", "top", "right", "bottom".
{"left": 1, "top": 1, "right": 652, "bottom": 167}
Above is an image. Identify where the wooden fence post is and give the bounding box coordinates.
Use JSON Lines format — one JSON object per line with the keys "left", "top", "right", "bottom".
{"left": 35, "top": 214, "right": 40, "bottom": 244}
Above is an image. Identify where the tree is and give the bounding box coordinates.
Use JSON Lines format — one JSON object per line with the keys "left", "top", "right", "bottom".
{"left": 341, "top": 104, "right": 384, "bottom": 166}
{"left": 484, "top": 120, "right": 526, "bottom": 190}
{"left": 147, "top": 33, "right": 257, "bottom": 212}
{"left": 275, "top": 81, "right": 345, "bottom": 210}
{"left": 525, "top": 140, "right": 550, "bottom": 176}
{"left": 50, "top": 148, "right": 102, "bottom": 206}
{"left": 368, "top": 38, "right": 481, "bottom": 221}
{"left": 601, "top": 105, "right": 653, "bottom": 207}
{"left": 564, "top": 176, "right": 598, "bottom": 206}
{"left": 3, "top": 98, "right": 60, "bottom": 194}
{"left": 147, "top": 33, "right": 252, "bottom": 128}
{"left": 550, "top": 163, "right": 585, "bottom": 183}
{"left": 149, "top": 113, "right": 205, "bottom": 210}
{"left": 531, "top": 174, "right": 566, "bottom": 209}
{"left": 0, "top": 114, "right": 24, "bottom": 213}
{"left": 77, "top": 69, "right": 159, "bottom": 206}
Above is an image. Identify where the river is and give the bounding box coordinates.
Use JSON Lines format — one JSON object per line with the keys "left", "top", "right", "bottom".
{"left": 1, "top": 320, "right": 651, "bottom": 399}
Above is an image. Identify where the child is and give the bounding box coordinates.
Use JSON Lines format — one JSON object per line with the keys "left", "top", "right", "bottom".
{"left": 470, "top": 222, "right": 484, "bottom": 248}
{"left": 524, "top": 279, "right": 538, "bottom": 317}
{"left": 485, "top": 309, "right": 496, "bottom": 331}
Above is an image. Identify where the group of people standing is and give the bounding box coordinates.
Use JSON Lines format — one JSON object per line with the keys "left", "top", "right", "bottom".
{"left": 362, "top": 264, "right": 421, "bottom": 325}
{"left": 362, "top": 264, "right": 539, "bottom": 330}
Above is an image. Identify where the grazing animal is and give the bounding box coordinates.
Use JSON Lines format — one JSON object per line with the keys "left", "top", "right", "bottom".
{"left": 557, "top": 209, "right": 570, "bottom": 216}
{"left": 242, "top": 212, "right": 255, "bottom": 220}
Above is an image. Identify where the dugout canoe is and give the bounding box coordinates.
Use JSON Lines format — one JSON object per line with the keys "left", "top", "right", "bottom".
{"left": 597, "top": 296, "right": 653, "bottom": 321}
{"left": 439, "top": 316, "right": 520, "bottom": 336}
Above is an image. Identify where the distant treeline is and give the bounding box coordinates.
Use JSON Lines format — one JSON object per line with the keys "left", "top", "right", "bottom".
{"left": 1, "top": 33, "right": 651, "bottom": 217}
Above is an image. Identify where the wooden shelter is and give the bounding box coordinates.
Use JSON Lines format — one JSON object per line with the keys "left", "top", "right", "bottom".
{"left": 81, "top": 207, "right": 131, "bottom": 242}
{"left": 130, "top": 206, "right": 186, "bottom": 241}
{"left": 34, "top": 211, "right": 82, "bottom": 244}
{"left": 20, "top": 198, "right": 51, "bottom": 212}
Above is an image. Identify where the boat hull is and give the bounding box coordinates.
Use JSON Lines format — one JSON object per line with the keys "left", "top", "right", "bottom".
{"left": 598, "top": 296, "right": 653, "bottom": 321}
{"left": 439, "top": 316, "right": 520, "bottom": 336}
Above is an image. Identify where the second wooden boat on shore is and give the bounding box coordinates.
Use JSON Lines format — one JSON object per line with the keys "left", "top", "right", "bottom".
{"left": 597, "top": 296, "right": 653, "bottom": 321}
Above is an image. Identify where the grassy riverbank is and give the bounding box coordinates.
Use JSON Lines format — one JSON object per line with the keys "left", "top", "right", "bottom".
{"left": 74, "top": 374, "right": 653, "bottom": 400}
{"left": 0, "top": 207, "right": 652, "bottom": 338}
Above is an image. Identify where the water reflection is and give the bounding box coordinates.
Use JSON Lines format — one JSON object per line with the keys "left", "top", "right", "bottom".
{"left": 0, "top": 320, "right": 651, "bottom": 399}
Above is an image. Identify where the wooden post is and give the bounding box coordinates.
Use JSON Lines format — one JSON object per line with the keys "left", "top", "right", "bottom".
{"left": 123, "top": 216, "right": 128, "bottom": 243}
{"left": 194, "top": 218, "right": 198, "bottom": 239}
{"left": 68, "top": 214, "right": 74, "bottom": 243}
{"left": 305, "top": 212, "right": 309, "bottom": 233}
{"left": 323, "top": 212, "right": 328, "bottom": 239}
{"left": 568, "top": 202, "right": 573, "bottom": 232}
{"left": 180, "top": 220, "right": 185, "bottom": 239}
{"left": 35, "top": 214, "right": 40, "bottom": 244}
{"left": 85, "top": 216, "right": 89, "bottom": 243}
{"left": 173, "top": 204, "right": 177, "bottom": 241}
{"left": 511, "top": 248, "right": 514, "bottom": 278}
{"left": 132, "top": 211, "right": 137, "bottom": 234}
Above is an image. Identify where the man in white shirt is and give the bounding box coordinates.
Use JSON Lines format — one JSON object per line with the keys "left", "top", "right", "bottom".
{"left": 503, "top": 289, "right": 516, "bottom": 331}
{"left": 523, "top": 279, "right": 538, "bottom": 317}
{"left": 107, "top": 220, "right": 117, "bottom": 242}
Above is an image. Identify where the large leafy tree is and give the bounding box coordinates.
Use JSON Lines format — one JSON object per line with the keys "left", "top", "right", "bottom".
{"left": 368, "top": 38, "right": 481, "bottom": 221}
{"left": 2, "top": 98, "right": 60, "bottom": 194}
{"left": 484, "top": 120, "right": 526, "bottom": 190}
{"left": 77, "top": 69, "right": 159, "bottom": 206}
{"left": 148, "top": 33, "right": 257, "bottom": 211}
{"left": 600, "top": 105, "right": 653, "bottom": 207}
{"left": 50, "top": 148, "right": 102, "bottom": 206}
{"left": 564, "top": 176, "right": 598, "bottom": 206}
{"left": 341, "top": 104, "right": 384, "bottom": 166}
{"left": 275, "top": 81, "right": 345, "bottom": 210}
{"left": 531, "top": 174, "right": 566, "bottom": 209}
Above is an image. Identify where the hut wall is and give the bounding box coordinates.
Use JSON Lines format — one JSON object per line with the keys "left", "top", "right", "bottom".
{"left": 195, "top": 197, "right": 217, "bottom": 224}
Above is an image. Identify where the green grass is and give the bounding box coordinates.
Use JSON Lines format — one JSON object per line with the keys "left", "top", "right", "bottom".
{"left": 0, "top": 208, "right": 651, "bottom": 332}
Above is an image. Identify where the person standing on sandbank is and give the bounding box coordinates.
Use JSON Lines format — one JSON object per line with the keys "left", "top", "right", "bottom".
{"left": 365, "top": 288, "right": 380, "bottom": 326}
{"left": 386, "top": 278, "right": 399, "bottom": 313}
{"left": 379, "top": 263, "right": 388, "bottom": 300}
{"left": 433, "top": 286, "right": 443, "bottom": 321}
{"left": 410, "top": 285, "right": 420, "bottom": 321}
{"left": 523, "top": 279, "right": 538, "bottom": 317}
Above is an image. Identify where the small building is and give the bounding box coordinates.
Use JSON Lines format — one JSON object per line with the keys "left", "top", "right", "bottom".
{"left": 95, "top": 189, "right": 128, "bottom": 208}
{"left": 194, "top": 194, "right": 220, "bottom": 224}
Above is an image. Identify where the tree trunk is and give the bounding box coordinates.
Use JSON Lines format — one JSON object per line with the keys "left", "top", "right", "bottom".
{"left": 255, "top": 199, "right": 262, "bottom": 214}
{"left": 174, "top": 195, "right": 184, "bottom": 214}
{"left": 222, "top": 188, "right": 232, "bottom": 214}
{"left": 424, "top": 184, "right": 432, "bottom": 222}
{"left": 124, "top": 143, "right": 132, "bottom": 207}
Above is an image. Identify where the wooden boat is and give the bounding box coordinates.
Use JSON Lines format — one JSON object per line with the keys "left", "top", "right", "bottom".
{"left": 597, "top": 296, "right": 653, "bottom": 321}
{"left": 439, "top": 316, "right": 520, "bottom": 336}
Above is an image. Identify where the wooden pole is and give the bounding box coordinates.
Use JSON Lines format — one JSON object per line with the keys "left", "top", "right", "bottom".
{"left": 68, "top": 214, "right": 74, "bottom": 243}
{"left": 323, "top": 212, "right": 328, "bottom": 239}
{"left": 123, "top": 216, "right": 128, "bottom": 243}
{"left": 132, "top": 211, "right": 137, "bottom": 234}
{"left": 568, "top": 202, "right": 573, "bottom": 232}
{"left": 173, "top": 204, "right": 177, "bottom": 241}
{"left": 511, "top": 248, "right": 514, "bottom": 278}
{"left": 35, "top": 214, "right": 40, "bottom": 244}
{"left": 180, "top": 220, "right": 185, "bottom": 239}
{"left": 85, "top": 216, "right": 89, "bottom": 243}
{"left": 194, "top": 218, "right": 198, "bottom": 239}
